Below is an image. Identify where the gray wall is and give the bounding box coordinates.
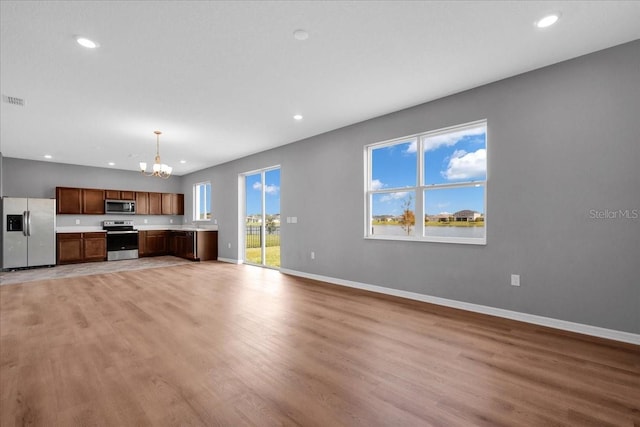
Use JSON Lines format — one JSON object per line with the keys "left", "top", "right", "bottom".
{"left": 2, "top": 42, "right": 638, "bottom": 333}
{"left": 182, "top": 40, "right": 640, "bottom": 334}
{"left": 0, "top": 151, "right": 4, "bottom": 197}
{"left": 2, "top": 158, "right": 184, "bottom": 227}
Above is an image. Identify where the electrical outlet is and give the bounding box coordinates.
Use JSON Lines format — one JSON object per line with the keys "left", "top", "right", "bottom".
{"left": 511, "top": 274, "right": 520, "bottom": 287}
{"left": 311, "top": 251, "right": 315, "bottom": 260}
{"left": 75, "top": 219, "right": 80, "bottom": 225}
{"left": 292, "top": 217, "right": 298, "bottom": 224}
{"left": 170, "top": 219, "right": 173, "bottom": 223}
{"left": 228, "top": 243, "right": 231, "bottom": 249}
{"left": 144, "top": 219, "right": 148, "bottom": 224}
{"left": 214, "top": 219, "right": 218, "bottom": 225}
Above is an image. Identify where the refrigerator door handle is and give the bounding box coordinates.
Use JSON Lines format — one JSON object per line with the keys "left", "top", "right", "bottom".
{"left": 26, "top": 210, "right": 32, "bottom": 236}
{"left": 23, "top": 211, "right": 29, "bottom": 236}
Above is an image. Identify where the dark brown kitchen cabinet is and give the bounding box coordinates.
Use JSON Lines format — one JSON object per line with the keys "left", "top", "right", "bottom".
{"left": 57, "top": 232, "right": 107, "bottom": 264}
{"left": 161, "top": 193, "right": 173, "bottom": 215}
{"left": 105, "top": 190, "right": 120, "bottom": 199}
{"left": 174, "top": 193, "right": 184, "bottom": 215}
{"left": 138, "top": 231, "right": 146, "bottom": 256}
{"left": 57, "top": 233, "right": 83, "bottom": 263}
{"left": 135, "top": 192, "right": 149, "bottom": 215}
{"left": 161, "top": 193, "right": 184, "bottom": 215}
{"left": 139, "top": 230, "right": 170, "bottom": 256}
{"left": 56, "top": 187, "right": 104, "bottom": 214}
{"left": 56, "top": 186, "right": 182, "bottom": 216}
{"left": 196, "top": 231, "right": 218, "bottom": 261}
{"left": 148, "top": 192, "right": 162, "bottom": 215}
{"left": 172, "top": 230, "right": 217, "bottom": 261}
{"left": 172, "top": 231, "right": 195, "bottom": 260}
{"left": 83, "top": 232, "right": 107, "bottom": 261}
{"left": 105, "top": 190, "right": 135, "bottom": 200}
{"left": 56, "top": 187, "right": 82, "bottom": 214}
{"left": 82, "top": 189, "right": 105, "bottom": 214}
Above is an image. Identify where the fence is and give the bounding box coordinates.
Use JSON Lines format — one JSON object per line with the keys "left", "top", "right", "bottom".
{"left": 245, "top": 225, "right": 280, "bottom": 249}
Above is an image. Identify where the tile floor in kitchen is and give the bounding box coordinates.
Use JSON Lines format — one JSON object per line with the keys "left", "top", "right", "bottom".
{"left": 0, "top": 256, "right": 193, "bottom": 286}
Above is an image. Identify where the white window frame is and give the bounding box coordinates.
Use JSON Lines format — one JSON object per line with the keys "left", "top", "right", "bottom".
{"left": 193, "top": 181, "right": 211, "bottom": 221}
{"left": 364, "top": 119, "right": 487, "bottom": 245}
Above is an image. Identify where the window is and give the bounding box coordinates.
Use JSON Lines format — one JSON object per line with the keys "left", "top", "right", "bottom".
{"left": 365, "top": 120, "right": 487, "bottom": 244}
{"left": 193, "top": 181, "right": 211, "bottom": 221}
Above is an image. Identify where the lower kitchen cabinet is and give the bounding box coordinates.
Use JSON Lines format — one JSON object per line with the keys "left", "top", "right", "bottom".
{"left": 196, "top": 231, "right": 218, "bottom": 261}
{"left": 139, "top": 230, "right": 218, "bottom": 261}
{"left": 139, "top": 230, "right": 170, "bottom": 257}
{"left": 57, "top": 232, "right": 107, "bottom": 264}
{"left": 172, "top": 231, "right": 195, "bottom": 260}
{"left": 170, "top": 230, "right": 218, "bottom": 261}
{"left": 83, "top": 233, "right": 107, "bottom": 262}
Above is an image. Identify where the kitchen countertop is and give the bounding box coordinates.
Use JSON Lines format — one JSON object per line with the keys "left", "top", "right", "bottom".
{"left": 56, "top": 225, "right": 218, "bottom": 233}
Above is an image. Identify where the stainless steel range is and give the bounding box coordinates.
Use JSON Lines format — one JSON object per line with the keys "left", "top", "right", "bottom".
{"left": 103, "top": 220, "right": 139, "bottom": 261}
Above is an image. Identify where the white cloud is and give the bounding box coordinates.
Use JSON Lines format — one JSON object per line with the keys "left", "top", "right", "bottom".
{"left": 379, "top": 191, "right": 408, "bottom": 203}
{"left": 253, "top": 182, "right": 280, "bottom": 195}
{"left": 423, "top": 125, "right": 485, "bottom": 152}
{"left": 404, "top": 140, "right": 417, "bottom": 154}
{"left": 442, "top": 148, "right": 486, "bottom": 180}
{"left": 265, "top": 184, "right": 279, "bottom": 195}
{"left": 371, "top": 179, "right": 385, "bottom": 190}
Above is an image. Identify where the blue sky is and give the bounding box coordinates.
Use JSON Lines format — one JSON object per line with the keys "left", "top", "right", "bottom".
{"left": 197, "top": 182, "right": 211, "bottom": 217}
{"left": 245, "top": 169, "right": 280, "bottom": 216}
{"left": 371, "top": 125, "right": 486, "bottom": 216}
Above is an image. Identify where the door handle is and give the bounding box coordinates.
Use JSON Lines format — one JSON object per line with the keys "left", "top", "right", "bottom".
{"left": 23, "top": 211, "right": 28, "bottom": 236}
{"left": 26, "top": 210, "right": 32, "bottom": 236}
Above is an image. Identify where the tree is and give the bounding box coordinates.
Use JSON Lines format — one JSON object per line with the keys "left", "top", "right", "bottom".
{"left": 266, "top": 215, "right": 277, "bottom": 234}
{"left": 399, "top": 195, "right": 415, "bottom": 235}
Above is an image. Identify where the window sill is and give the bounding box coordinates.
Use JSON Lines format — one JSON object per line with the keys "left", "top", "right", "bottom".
{"left": 364, "top": 235, "right": 486, "bottom": 245}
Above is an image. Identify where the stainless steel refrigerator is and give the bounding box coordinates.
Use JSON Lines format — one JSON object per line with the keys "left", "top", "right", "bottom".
{"left": 1, "top": 197, "right": 56, "bottom": 270}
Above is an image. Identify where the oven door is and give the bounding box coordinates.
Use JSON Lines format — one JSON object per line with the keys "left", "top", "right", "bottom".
{"left": 106, "top": 230, "right": 139, "bottom": 260}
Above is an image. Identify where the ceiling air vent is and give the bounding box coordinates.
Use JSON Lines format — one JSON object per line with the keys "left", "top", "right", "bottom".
{"left": 2, "top": 95, "right": 25, "bottom": 106}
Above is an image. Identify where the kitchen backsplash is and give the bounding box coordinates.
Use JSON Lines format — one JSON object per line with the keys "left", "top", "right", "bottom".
{"left": 56, "top": 215, "right": 185, "bottom": 227}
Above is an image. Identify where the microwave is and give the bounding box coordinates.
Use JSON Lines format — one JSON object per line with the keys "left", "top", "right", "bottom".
{"left": 105, "top": 199, "right": 136, "bottom": 215}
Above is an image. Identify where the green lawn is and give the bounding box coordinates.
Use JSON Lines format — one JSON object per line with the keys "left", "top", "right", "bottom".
{"left": 245, "top": 246, "right": 280, "bottom": 267}
{"left": 248, "top": 234, "right": 280, "bottom": 247}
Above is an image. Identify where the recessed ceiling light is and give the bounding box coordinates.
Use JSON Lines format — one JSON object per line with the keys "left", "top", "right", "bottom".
{"left": 180, "top": 160, "right": 187, "bottom": 164}
{"left": 44, "top": 154, "right": 52, "bottom": 159}
{"left": 76, "top": 36, "right": 99, "bottom": 49}
{"left": 535, "top": 14, "right": 560, "bottom": 29}
{"left": 293, "top": 29, "right": 309, "bottom": 41}
{"left": 108, "top": 162, "right": 115, "bottom": 166}
{"left": 293, "top": 114, "right": 303, "bottom": 121}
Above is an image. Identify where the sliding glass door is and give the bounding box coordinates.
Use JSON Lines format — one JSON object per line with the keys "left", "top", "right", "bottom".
{"left": 243, "top": 167, "right": 280, "bottom": 268}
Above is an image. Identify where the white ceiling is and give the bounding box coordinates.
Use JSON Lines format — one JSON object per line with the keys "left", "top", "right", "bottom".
{"left": 1, "top": 1, "right": 639, "bottom": 176}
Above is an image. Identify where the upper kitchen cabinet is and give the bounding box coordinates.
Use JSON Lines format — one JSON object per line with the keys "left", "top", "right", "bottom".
{"left": 82, "top": 189, "right": 105, "bottom": 214}
{"left": 56, "top": 187, "right": 82, "bottom": 214}
{"left": 175, "top": 193, "right": 184, "bottom": 215}
{"left": 148, "top": 192, "right": 162, "bottom": 215}
{"left": 105, "top": 190, "right": 135, "bottom": 200}
{"left": 56, "top": 187, "right": 104, "bottom": 214}
{"left": 161, "top": 193, "right": 173, "bottom": 215}
{"left": 136, "top": 192, "right": 149, "bottom": 215}
{"left": 56, "top": 187, "right": 182, "bottom": 216}
{"left": 161, "top": 193, "right": 185, "bottom": 215}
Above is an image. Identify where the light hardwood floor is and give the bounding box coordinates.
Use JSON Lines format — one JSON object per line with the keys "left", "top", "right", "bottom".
{"left": 1, "top": 262, "right": 638, "bottom": 426}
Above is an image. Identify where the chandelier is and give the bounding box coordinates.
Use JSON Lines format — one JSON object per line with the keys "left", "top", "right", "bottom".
{"left": 140, "top": 131, "right": 172, "bottom": 179}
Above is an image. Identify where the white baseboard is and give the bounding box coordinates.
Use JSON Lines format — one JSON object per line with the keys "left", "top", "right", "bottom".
{"left": 217, "top": 257, "right": 242, "bottom": 264}
{"left": 280, "top": 268, "right": 640, "bottom": 345}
